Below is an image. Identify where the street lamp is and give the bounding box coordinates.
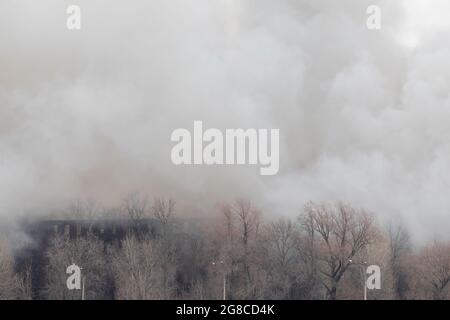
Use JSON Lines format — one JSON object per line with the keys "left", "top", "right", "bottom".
{"left": 349, "top": 259, "right": 368, "bottom": 300}
{"left": 212, "top": 260, "right": 226, "bottom": 300}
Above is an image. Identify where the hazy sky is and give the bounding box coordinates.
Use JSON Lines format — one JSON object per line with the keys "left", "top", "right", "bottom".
{"left": 1, "top": 0, "right": 450, "bottom": 242}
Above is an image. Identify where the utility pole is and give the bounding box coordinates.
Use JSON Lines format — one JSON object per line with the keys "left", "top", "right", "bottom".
{"left": 349, "top": 260, "right": 368, "bottom": 300}
{"left": 361, "top": 266, "right": 367, "bottom": 301}
{"left": 223, "top": 273, "right": 226, "bottom": 300}
{"left": 212, "top": 260, "right": 227, "bottom": 300}
{"left": 81, "top": 276, "right": 85, "bottom": 300}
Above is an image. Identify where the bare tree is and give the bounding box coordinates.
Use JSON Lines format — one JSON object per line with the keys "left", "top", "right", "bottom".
{"left": 260, "top": 218, "right": 303, "bottom": 299}
{"left": 18, "top": 263, "right": 33, "bottom": 300}
{"left": 122, "top": 193, "right": 148, "bottom": 222}
{"left": 152, "top": 198, "right": 175, "bottom": 231}
{"left": 151, "top": 198, "right": 177, "bottom": 298}
{"left": 265, "top": 219, "right": 298, "bottom": 272}
{"left": 0, "top": 237, "right": 27, "bottom": 299}
{"left": 224, "top": 199, "right": 260, "bottom": 247}
{"left": 112, "top": 235, "right": 176, "bottom": 299}
{"left": 219, "top": 199, "right": 261, "bottom": 299}
{"left": 417, "top": 242, "right": 450, "bottom": 300}
{"left": 300, "top": 202, "right": 378, "bottom": 300}
{"left": 44, "top": 232, "right": 112, "bottom": 300}
{"left": 387, "top": 223, "right": 411, "bottom": 299}
{"left": 122, "top": 193, "right": 149, "bottom": 237}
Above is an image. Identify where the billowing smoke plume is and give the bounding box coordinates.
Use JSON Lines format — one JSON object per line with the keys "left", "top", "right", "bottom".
{"left": 1, "top": 0, "right": 449, "bottom": 242}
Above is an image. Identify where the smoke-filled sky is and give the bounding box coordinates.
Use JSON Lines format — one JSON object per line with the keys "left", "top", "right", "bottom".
{"left": 1, "top": 0, "right": 450, "bottom": 242}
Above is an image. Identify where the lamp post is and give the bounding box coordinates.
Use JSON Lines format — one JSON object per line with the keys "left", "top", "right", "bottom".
{"left": 81, "top": 275, "right": 85, "bottom": 300}
{"left": 212, "top": 260, "right": 226, "bottom": 300}
{"left": 349, "top": 259, "right": 368, "bottom": 300}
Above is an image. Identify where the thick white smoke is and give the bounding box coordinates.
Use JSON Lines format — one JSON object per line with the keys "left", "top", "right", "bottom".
{"left": 0, "top": 0, "right": 449, "bottom": 242}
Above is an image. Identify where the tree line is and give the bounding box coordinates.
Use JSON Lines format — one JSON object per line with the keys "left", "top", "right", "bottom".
{"left": 1, "top": 195, "right": 450, "bottom": 300}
